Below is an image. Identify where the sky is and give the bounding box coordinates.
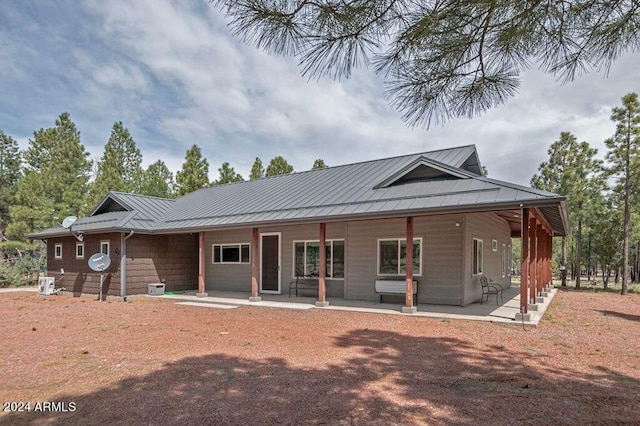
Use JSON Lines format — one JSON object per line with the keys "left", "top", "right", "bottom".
{"left": 1, "top": 1, "right": 639, "bottom": 186}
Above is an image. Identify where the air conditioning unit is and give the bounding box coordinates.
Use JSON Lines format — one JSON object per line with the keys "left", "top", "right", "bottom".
{"left": 38, "top": 277, "right": 56, "bottom": 295}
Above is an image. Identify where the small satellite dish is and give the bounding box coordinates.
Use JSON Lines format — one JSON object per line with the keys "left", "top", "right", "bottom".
{"left": 62, "top": 216, "right": 78, "bottom": 229}
{"left": 88, "top": 253, "right": 111, "bottom": 272}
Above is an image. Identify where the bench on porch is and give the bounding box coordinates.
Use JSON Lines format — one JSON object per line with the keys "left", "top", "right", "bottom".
{"left": 288, "top": 275, "right": 319, "bottom": 298}
{"left": 375, "top": 279, "right": 418, "bottom": 305}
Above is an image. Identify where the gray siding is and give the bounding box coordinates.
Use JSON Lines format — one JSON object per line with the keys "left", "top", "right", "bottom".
{"left": 205, "top": 223, "right": 345, "bottom": 296}
{"left": 346, "top": 215, "right": 464, "bottom": 305}
{"left": 463, "top": 212, "right": 512, "bottom": 305}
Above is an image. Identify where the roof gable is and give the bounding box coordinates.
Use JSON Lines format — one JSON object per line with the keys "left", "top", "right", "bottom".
{"left": 374, "top": 156, "right": 476, "bottom": 189}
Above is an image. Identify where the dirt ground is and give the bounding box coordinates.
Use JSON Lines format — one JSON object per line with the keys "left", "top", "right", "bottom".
{"left": 1, "top": 288, "right": 639, "bottom": 425}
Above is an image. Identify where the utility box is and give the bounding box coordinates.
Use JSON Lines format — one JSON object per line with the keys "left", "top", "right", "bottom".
{"left": 148, "top": 283, "right": 165, "bottom": 296}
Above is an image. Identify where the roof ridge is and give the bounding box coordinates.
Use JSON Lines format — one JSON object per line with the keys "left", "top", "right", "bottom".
{"left": 109, "top": 191, "right": 175, "bottom": 202}
{"left": 185, "top": 144, "right": 478, "bottom": 193}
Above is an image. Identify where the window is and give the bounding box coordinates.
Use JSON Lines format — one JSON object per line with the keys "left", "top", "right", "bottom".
{"left": 473, "top": 238, "right": 483, "bottom": 275}
{"left": 212, "top": 243, "right": 250, "bottom": 264}
{"left": 76, "top": 243, "right": 84, "bottom": 259}
{"left": 502, "top": 244, "right": 507, "bottom": 278}
{"left": 293, "top": 240, "right": 344, "bottom": 278}
{"left": 492, "top": 239, "right": 498, "bottom": 252}
{"left": 377, "top": 238, "right": 422, "bottom": 276}
{"left": 54, "top": 244, "right": 63, "bottom": 259}
{"left": 101, "top": 241, "right": 110, "bottom": 256}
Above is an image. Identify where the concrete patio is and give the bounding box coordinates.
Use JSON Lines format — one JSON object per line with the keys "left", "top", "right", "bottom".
{"left": 157, "top": 284, "right": 557, "bottom": 327}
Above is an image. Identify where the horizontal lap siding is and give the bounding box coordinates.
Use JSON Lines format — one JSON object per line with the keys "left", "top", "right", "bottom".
{"left": 204, "top": 223, "right": 346, "bottom": 296}
{"left": 205, "top": 229, "right": 253, "bottom": 292}
{"left": 463, "top": 212, "right": 512, "bottom": 305}
{"left": 346, "top": 216, "right": 463, "bottom": 305}
{"left": 422, "top": 216, "right": 464, "bottom": 305}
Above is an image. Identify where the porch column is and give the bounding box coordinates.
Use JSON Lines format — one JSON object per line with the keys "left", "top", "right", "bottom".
{"left": 197, "top": 231, "right": 208, "bottom": 297}
{"left": 537, "top": 224, "right": 543, "bottom": 296}
{"left": 519, "top": 208, "right": 530, "bottom": 315}
{"left": 316, "top": 223, "right": 329, "bottom": 307}
{"left": 249, "top": 228, "right": 261, "bottom": 302}
{"left": 402, "top": 217, "right": 417, "bottom": 314}
{"left": 529, "top": 216, "right": 537, "bottom": 304}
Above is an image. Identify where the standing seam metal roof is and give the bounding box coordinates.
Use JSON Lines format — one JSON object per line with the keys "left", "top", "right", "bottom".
{"left": 29, "top": 145, "right": 568, "bottom": 238}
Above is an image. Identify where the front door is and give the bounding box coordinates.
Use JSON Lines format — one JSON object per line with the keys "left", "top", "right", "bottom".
{"left": 260, "top": 233, "right": 281, "bottom": 293}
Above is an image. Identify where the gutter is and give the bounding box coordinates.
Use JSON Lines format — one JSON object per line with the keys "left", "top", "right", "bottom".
{"left": 120, "top": 231, "right": 134, "bottom": 301}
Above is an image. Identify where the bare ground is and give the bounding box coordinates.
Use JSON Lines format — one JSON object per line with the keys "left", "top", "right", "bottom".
{"left": 1, "top": 288, "right": 639, "bottom": 425}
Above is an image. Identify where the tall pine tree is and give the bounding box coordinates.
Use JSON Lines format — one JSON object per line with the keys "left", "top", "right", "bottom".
{"left": 175, "top": 145, "right": 210, "bottom": 196}
{"left": 139, "top": 160, "right": 175, "bottom": 198}
{"left": 312, "top": 159, "right": 328, "bottom": 170}
{"left": 250, "top": 157, "right": 265, "bottom": 180}
{"left": 0, "top": 130, "right": 22, "bottom": 253}
{"left": 215, "top": 162, "right": 244, "bottom": 185}
{"left": 85, "top": 121, "right": 143, "bottom": 211}
{"left": 8, "top": 113, "right": 92, "bottom": 239}
{"left": 266, "top": 156, "right": 294, "bottom": 176}
{"left": 605, "top": 92, "right": 640, "bottom": 295}
{"left": 532, "top": 131, "right": 603, "bottom": 288}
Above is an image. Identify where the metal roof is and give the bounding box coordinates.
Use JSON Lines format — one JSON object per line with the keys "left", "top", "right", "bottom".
{"left": 30, "top": 145, "right": 569, "bottom": 239}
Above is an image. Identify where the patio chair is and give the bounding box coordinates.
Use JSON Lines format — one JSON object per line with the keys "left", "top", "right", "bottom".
{"left": 480, "top": 276, "right": 503, "bottom": 306}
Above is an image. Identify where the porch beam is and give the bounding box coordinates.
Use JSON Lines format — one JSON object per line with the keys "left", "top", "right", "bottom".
{"left": 250, "top": 228, "right": 261, "bottom": 302}
{"left": 402, "top": 217, "right": 416, "bottom": 313}
{"left": 316, "top": 223, "right": 329, "bottom": 307}
{"left": 197, "top": 231, "right": 207, "bottom": 297}
{"left": 520, "top": 208, "right": 529, "bottom": 314}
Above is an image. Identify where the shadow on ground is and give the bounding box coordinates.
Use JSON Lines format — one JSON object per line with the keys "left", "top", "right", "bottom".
{"left": 5, "top": 329, "right": 639, "bottom": 425}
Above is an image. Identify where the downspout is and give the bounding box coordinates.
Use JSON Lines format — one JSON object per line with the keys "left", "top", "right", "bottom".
{"left": 121, "top": 231, "right": 134, "bottom": 301}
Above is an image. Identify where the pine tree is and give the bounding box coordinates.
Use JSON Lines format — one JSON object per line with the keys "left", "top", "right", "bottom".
{"left": 212, "top": 1, "right": 640, "bottom": 126}
{"left": 8, "top": 113, "right": 92, "bottom": 239}
{"left": 85, "top": 121, "right": 143, "bottom": 211}
{"left": 311, "top": 159, "right": 328, "bottom": 170}
{"left": 605, "top": 92, "right": 640, "bottom": 295}
{"left": 532, "top": 132, "right": 603, "bottom": 288}
{"left": 215, "top": 162, "right": 244, "bottom": 185}
{"left": 0, "top": 131, "right": 22, "bottom": 254}
{"left": 266, "top": 156, "right": 294, "bottom": 176}
{"left": 139, "top": 160, "right": 175, "bottom": 198}
{"left": 175, "top": 145, "right": 210, "bottom": 196}
{"left": 250, "top": 157, "right": 265, "bottom": 180}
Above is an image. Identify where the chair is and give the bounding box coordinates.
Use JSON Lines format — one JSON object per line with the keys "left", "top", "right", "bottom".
{"left": 480, "top": 276, "right": 503, "bottom": 305}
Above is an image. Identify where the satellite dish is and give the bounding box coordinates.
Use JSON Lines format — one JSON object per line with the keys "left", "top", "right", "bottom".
{"left": 62, "top": 216, "right": 78, "bottom": 229}
{"left": 88, "top": 253, "right": 111, "bottom": 272}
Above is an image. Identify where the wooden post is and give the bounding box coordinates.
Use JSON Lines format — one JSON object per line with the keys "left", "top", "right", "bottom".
{"left": 529, "top": 217, "right": 537, "bottom": 304}
{"left": 317, "top": 223, "right": 328, "bottom": 306}
{"left": 520, "top": 208, "right": 529, "bottom": 314}
{"left": 197, "top": 231, "right": 207, "bottom": 297}
{"left": 537, "top": 224, "right": 543, "bottom": 295}
{"left": 405, "top": 217, "right": 414, "bottom": 309}
{"left": 250, "top": 228, "right": 260, "bottom": 301}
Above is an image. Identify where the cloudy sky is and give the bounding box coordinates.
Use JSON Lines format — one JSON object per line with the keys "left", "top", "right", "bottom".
{"left": 1, "top": 1, "right": 639, "bottom": 186}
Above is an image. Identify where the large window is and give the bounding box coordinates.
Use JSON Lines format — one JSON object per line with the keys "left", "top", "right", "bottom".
{"left": 212, "top": 243, "right": 250, "bottom": 264}
{"left": 502, "top": 244, "right": 507, "bottom": 278}
{"left": 54, "top": 244, "right": 63, "bottom": 259}
{"left": 377, "top": 238, "right": 422, "bottom": 276}
{"left": 293, "top": 240, "right": 344, "bottom": 278}
{"left": 473, "top": 238, "right": 483, "bottom": 275}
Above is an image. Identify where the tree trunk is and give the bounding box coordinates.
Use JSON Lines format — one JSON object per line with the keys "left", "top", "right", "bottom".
{"left": 561, "top": 236, "right": 567, "bottom": 286}
{"left": 604, "top": 268, "right": 610, "bottom": 290}
{"left": 615, "top": 268, "right": 619, "bottom": 284}
{"left": 576, "top": 214, "right": 582, "bottom": 289}
{"left": 587, "top": 234, "right": 592, "bottom": 281}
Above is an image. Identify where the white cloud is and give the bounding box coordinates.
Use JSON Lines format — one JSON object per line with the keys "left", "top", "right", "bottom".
{"left": 1, "top": 1, "right": 639, "bottom": 186}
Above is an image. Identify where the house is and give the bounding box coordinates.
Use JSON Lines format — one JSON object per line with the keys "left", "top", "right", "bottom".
{"left": 30, "top": 145, "right": 568, "bottom": 315}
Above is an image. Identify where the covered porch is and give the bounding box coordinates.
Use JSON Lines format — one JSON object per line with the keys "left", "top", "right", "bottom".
{"left": 159, "top": 281, "right": 557, "bottom": 326}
